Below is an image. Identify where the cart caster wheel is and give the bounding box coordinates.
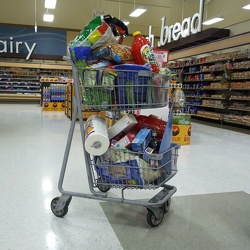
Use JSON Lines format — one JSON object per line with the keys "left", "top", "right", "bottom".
{"left": 161, "top": 197, "right": 171, "bottom": 213}
{"left": 146, "top": 207, "right": 164, "bottom": 227}
{"left": 97, "top": 178, "right": 111, "bottom": 192}
{"left": 51, "top": 197, "right": 69, "bottom": 218}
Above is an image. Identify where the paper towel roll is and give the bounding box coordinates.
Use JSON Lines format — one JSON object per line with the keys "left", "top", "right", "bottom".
{"left": 84, "top": 116, "right": 110, "bottom": 156}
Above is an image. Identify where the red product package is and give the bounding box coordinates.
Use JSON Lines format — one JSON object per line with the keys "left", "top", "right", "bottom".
{"left": 132, "top": 115, "right": 167, "bottom": 139}
{"left": 112, "top": 132, "right": 136, "bottom": 149}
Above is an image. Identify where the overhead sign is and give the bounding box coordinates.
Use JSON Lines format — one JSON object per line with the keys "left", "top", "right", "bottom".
{"left": 0, "top": 37, "right": 36, "bottom": 60}
{"left": 148, "top": 0, "right": 204, "bottom": 47}
{"left": 0, "top": 25, "right": 67, "bottom": 60}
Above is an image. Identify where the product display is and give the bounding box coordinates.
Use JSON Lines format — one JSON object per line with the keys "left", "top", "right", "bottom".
{"left": 168, "top": 48, "right": 250, "bottom": 127}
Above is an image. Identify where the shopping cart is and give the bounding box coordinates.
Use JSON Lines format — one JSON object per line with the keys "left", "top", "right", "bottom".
{"left": 51, "top": 56, "right": 180, "bottom": 227}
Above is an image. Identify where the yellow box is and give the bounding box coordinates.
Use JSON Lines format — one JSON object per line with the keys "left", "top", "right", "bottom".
{"left": 42, "top": 102, "right": 66, "bottom": 111}
{"left": 172, "top": 124, "right": 191, "bottom": 145}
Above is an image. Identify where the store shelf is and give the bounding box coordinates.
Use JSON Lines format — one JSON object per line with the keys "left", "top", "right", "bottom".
{"left": 202, "top": 105, "right": 227, "bottom": 109}
{"left": 230, "top": 88, "right": 250, "bottom": 91}
{"left": 183, "top": 79, "right": 222, "bottom": 82}
{"left": 0, "top": 62, "right": 72, "bottom": 102}
{"left": 191, "top": 114, "right": 222, "bottom": 121}
{"left": 186, "top": 96, "right": 202, "bottom": 99}
{"left": 183, "top": 88, "right": 203, "bottom": 90}
{"left": 0, "top": 93, "right": 41, "bottom": 101}
{"left": 186, "top": 104, "right": 203, "bottom": 107}
{"left": 223, "top": 119, "right": 250, "bottom": 127}
{"left": 184, "top": 70, "right": 224, "bottom": 75}
{"left": 201, "top": 96, "right": 226, "bottom": 100}
{"left": 228, "top": 107, "right": 250, "bottom": 112}
{"left": 231, "top": 78, "right": 250, "bottom": 80}
{"left": 202, "top": 88, "right": 229, "bottom": 90}
{"left": 230, "top": 97, "right": 250, "bottom": 101}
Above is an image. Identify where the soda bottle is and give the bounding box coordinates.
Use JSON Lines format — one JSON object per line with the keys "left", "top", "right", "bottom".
{"left": 131, "top": 31, "right": 160, "bottom": 73}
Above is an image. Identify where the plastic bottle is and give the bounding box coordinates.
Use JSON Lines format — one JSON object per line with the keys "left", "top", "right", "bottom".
{"left": 172, "top": 85, "right": 186, "bottom": 109}
{"left": 131, "top": 31, "right": 160, "bottom": 73}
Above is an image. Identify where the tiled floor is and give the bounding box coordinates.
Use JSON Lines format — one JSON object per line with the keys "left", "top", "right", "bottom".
{"left": 0, "top": 103, "right": 249, "bottom": 250}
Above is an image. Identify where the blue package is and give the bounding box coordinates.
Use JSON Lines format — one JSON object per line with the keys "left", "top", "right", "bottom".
{"left": 132, "top": 128, "right": 152, "bottom": 152}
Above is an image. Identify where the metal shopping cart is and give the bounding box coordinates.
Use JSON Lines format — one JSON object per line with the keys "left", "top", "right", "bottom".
{"left": 51, "top": 56, "right": 180, "bottom": 227}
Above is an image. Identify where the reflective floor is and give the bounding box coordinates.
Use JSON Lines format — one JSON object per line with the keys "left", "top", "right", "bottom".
{"left": 0, "top": 103, "right": 249, "bottom": 250}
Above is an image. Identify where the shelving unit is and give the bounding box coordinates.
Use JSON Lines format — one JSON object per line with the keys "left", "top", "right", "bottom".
{"left": 167, "top": 48, "right": 250, "bottom": 127}
{"left": 0, "top": 61, "right": 72, "bottom": 102}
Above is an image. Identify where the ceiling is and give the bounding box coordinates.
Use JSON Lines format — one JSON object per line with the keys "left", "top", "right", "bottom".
{"left": 0, "top": 0, "right": 250, "bottom": 37}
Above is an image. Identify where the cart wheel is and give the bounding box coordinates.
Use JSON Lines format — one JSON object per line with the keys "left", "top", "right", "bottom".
{"left": 146, "top": 208, "right": 164, "bottom": 227}
{"left": 161, "top": 197, "right": 171, "bottom": 213}
{"left": 51, "top": 197, "right": 68, "bottom": 218}
{"left": 97, "top": 178, "right": 111, "bottom": 192}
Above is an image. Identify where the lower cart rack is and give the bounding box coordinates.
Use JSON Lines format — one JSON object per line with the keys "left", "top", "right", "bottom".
{"left": 51, "top": 56, "right": 180, "bottom": 227}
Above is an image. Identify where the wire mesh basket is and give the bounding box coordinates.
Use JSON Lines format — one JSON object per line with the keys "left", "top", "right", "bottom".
{"left": 76, "top": 67, "right": 169, "bottom": 111}
{"left": 91, "top": 143, "right": 179, "bottom": 190}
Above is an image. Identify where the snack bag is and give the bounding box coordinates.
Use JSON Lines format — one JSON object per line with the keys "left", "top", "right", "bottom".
{"left": 91, "top": 43, "right": 133, "bottom": 63}
{"left": 70, "top": 16, "right": 117, "bottom": 50}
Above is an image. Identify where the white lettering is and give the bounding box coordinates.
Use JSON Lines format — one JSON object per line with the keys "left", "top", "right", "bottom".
{"left": 191, "top": 13, "right": 201, "bottom": 34}
{"left": 0, "top": 40, "right": 7, "bottom": 53}
{"left": 16, "top": 41, "right": 23, "bottom": 53}
{"left": 148, "top": 26, "right": 155, "bottom": 47}
{"left": 158, "top": 17, "right": 168, "bottom": 47}
{"left": 168, "top": 25, "right": 174, "bottom": 43}
{"left": 152, "top": 0, "right": 204, "bottom": 46}
{"left": 172, "top": 22, "right": 181, "bottom": 41}
{"left": 0, "top": 37, "right": 36, "bottom": 60}
{"left": 181, "top": 17, "right": 191, "bottom": 38}
{"left": 10, "top": 37, "right": 14, "bottom": 53}
{"left": 24, "top": 42, "right": 36, "bottom": 60}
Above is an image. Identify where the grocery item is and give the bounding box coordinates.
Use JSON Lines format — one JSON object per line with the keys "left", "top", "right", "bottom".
{"left": 84, "top": 116, "right": 110, "bottom": 155}
{"left": 149, "top": 129, "right": 161, "bottom": 153}
{"left": 133, "top": 115, "right": 167, "bottom": 139}
{"left": 131, "top": 128, "right": 152, "bottom": 152}
{"left": 90, "top": 43, "right": 133, "bottom": 63}
{"left": 112, "top": 132, "right": 136, "bottom": 149}
{"left": 131, "top": 31, "right": 160, "bottom": 73}
{"left": 108, "top": 113, "right": 138, "bottom": 139}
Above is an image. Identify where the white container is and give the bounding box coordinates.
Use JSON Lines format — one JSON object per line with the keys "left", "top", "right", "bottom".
{"left": 84, "top": 116, "right": 110, "bottom": 156}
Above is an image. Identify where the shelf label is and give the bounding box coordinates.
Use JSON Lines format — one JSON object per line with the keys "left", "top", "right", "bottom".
{"left": 148, "top": 0, "right": 204, "bottom": 47}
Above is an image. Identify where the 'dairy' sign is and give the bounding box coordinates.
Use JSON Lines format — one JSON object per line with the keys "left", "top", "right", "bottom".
{"left": 0, "top": 25, "right": 67, "bottom": 60}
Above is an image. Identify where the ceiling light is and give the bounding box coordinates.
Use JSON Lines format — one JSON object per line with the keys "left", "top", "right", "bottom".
{"left": 203, "top": 16, "right": 224, "bottom": 25}
{"left": 122, "top": 19, "right": 130, "bottom": 26}
{"left": 129, "top": 6, "right": 147, "bottom": 17}
{"left": 45, "top": 0, "right": 57, "bottom": 9}
{"left": 242, "top": 4, "right": 250, "bottom": 9}
{"left": 43, "top": 13, "right": 54, "bottom": 22}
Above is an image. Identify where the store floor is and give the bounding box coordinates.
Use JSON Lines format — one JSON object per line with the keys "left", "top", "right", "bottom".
{"left": 0, "top": 103, "right": 250, "bottom": 250}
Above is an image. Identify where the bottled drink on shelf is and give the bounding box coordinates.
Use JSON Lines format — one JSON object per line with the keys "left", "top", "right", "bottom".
{"left": 131, "top": 31, "right": 160, "bottom": 73}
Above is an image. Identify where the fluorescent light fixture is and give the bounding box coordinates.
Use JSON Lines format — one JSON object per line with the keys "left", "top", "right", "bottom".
{"left": 43, "top": 13, "right": 54, "bottom": 22}
{"left": 122, "top": 20, "right": 130, "bottom": 26}
{"left": 203, "top": 16, "right": 224, "bottom": 25}
{"left": 242, "top": 4, "right": 250, "bottom": 9}
{"left": 45, "top": 0, "right": 57, "bottom": 9}
{"left": 129, "top": 6, "right": 147, "bottom": 17}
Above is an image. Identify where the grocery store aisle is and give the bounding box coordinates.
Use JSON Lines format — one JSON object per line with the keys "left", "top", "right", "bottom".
{"left": 0, "top": 103, "right": 250, "bottom": 250}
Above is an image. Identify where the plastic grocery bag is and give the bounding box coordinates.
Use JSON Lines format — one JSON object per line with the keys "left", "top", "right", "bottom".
{"left": 70, "top": 16, "right": 117, "bottom": 50}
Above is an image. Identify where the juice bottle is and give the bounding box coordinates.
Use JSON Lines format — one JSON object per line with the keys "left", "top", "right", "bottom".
{"left": 131, "top": 31, "right": 160, "bottom": 73}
